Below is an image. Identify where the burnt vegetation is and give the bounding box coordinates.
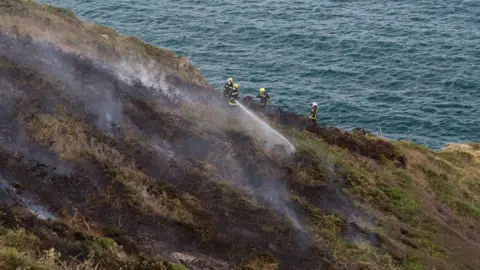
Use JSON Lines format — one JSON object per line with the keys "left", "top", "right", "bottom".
{"left": 0, "top": 2, "right": 480, "bottom": 270}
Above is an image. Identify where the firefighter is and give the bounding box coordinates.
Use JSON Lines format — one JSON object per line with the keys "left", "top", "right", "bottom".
{"left": 257, "top": 87, "right": 270, "bottom": 108}
{"left": 229, "top": 83, "right": 240, "bottom": 106}
{"left": 223, "top": 78, "right": 234, "bottom": 97}
{"left": 309, "top": 102, "right": 318, "bottom": 125}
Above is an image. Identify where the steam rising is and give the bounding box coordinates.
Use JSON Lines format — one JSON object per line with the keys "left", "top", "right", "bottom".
{"left": 114, "top": 59, "right": 305, "bottom": 233}
{"left": 259, "top": 181, "right": 304, "bottom": 231}
{"left": 114, "top": 61, "right": 182, "bottom": 100}
{"left": 0, "top": 34, "right": 307, "bottom": 237}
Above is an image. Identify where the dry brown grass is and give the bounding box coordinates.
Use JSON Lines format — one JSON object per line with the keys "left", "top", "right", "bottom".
{"left": 395, "top": 145, "right": 431, "bottom": 189}
{"left": 2, "top": 3, "right": 479, "bottom": 267}
{"left": 399, "top": 142, "right": 480, "bottom": 217}
{"left": 391, "top": 142, "right": 480, "bottom": 267}
{"left": 0, "top": 0, "right": 208, "bottom": 87}
{"left": 292, "top": 163, "right": 326, "bottom": 187}
{"left": 443, "top": 143, "right": 480, "bottom": 162}
{"left": 307, "top": 214, "right": 398, "bottom": 270}
{"left": 21, "top": 109, "right": 199, "bottom": 228}
{"left": 59, "top": 208, "right": 104, "bottom": 238}
{"left": 0, "top": 223, "right": 184, "bottom": 269}
{"left": 289, "top": 130, "right": 480, "bottom": 269}
{"left": 245, "top": 254, "right": 278, "bottom": 270}
{"left": 117, "top": 167, "right": 199, "bottom": 226}
{"left": 176, "top": 101, "right": 241, "bottom": 132}
{"left": 21, "top": 112, "right": 123, "bottom": 164}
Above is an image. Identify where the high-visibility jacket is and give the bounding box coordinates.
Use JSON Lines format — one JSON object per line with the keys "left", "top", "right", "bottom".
{"left": 223, "top": 82, "right": 233, "bottom": 96}
{"left": 309, "top": 107, "right": 318, "bottom": 120}
{"left": 230, "top": 88, "right": 239, "bottom": 98}
{"left": 257, "top": 92, "right": 270, "bottom": 105}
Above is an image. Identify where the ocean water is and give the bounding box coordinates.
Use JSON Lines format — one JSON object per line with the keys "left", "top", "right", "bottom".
{"left": 40, "top": 0, "right": 480, "bottom": 148}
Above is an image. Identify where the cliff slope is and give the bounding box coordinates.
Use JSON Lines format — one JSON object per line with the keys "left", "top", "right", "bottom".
{"left": 0, "top": 1, "right": 479, "bottom": 270}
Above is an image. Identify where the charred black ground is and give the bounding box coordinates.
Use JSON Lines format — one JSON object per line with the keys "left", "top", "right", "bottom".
{"left": 0, "top": 33, "right": 343, "bottom": 269}
{"left": 0, "top": 3, "right": 480, "bottom": 270}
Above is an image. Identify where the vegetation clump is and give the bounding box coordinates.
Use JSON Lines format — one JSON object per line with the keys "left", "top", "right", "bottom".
{"left": 0, "top": 1, "right": 479, "bottom": 269}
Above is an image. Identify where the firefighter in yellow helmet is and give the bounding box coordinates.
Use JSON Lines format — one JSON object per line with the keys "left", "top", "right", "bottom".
{"left": 309, "top": 102, "right": 318, "bottom": 125}
{"left": 256, "top": 87, "right": 270, "bottom": 108}
{"left": 229, "top": 83, "right": 239, "bottom": 106}
{"left": 223, "top": 78, "right": 234, "bottom": 97}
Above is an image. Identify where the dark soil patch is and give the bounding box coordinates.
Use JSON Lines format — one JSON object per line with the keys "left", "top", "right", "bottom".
{"left": 241, "top": 96, "right": 407, "bottom": 168}
{"left": 0, "top": 34, "right": 332, "bottom": 269}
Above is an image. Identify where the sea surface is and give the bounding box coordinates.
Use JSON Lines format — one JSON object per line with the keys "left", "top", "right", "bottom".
{"left": 40, "top": 0, "right": 480, "bottom": 148}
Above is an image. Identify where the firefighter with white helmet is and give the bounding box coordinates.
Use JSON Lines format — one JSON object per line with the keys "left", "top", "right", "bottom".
{"left": 309, "top": 102, "right": 318, "bottom": 124}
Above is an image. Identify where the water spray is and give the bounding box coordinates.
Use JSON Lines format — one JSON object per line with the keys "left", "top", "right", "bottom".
{"left": 235, "top": 100, "right": 296, "bottom": 154}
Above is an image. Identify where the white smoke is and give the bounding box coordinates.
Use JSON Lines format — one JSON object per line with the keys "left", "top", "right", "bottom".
{"left": 108, "top": 58, "right": 305, "bottom": 232}
{"left": 2, "top": 34, "right": 306, "bottom": 234}
{"left": 113, "top": 60, "right": 182, "bottom": 100}
{"left": 96, "top": 88, "right": 124, "bottom": 133}
{"left": 260, "top": 180, "right": 304, "bottom": 231}
{"left": 0, "top": 172, "right": 56, "bottom": 221}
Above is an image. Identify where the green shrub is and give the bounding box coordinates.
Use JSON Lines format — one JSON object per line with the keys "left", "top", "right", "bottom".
{"left": 392, "top": 169, "right": 413, "bottom": 186}
{"left": 379, "top": 184, "right": 420, "bottom": 218}
{"left": 45, "top": 5, "right": 77, "bottom": 21}
{"left": 0, "top": 247, "right": 48, "bottom": 270}
{"left": 426, "top": 170, "right": 453, "bottom": 199}
{"left": 465, "top": 179, "right": 480, "bottom": 195}
{"left": 402, "top": 256, "right": 424, "bottom": 270}
{"left": 437, "top": 151, "right": 474, "bottom": 164}
{"left": 245, "top": 252, "right": 277, "bottom": 270}
{"left": 0, "top": 228, "right": 40, "bottom": 251}
{"left": 167, "top": 262, "right": 189, "bottom": 270}
{"left": 93, "top": 24, "right": 118, "bottom": 36}
{"left": 454, "top": 200, "right": 480, "bottom": 218}
{"left": 89, "top": 236, "right": 120, "bottom": 256}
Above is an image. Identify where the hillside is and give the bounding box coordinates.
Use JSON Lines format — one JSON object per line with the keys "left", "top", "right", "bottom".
{"left": 0, "top": 1, "right": 479, "bottom": 269}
